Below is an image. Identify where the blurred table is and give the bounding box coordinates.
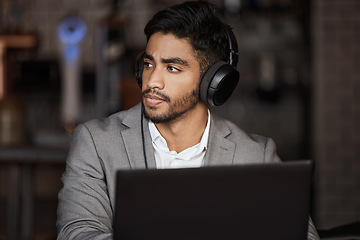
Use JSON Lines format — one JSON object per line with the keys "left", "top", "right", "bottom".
{"left": 0, "top": 145, "right": 67, "bottom": 240}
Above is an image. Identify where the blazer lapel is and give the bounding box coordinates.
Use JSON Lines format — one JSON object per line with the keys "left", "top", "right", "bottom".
{"left": 204, "top": 113, "right": 236, "bottom": 166}
{"left": 120, "top": 104, "right": 156, "bottom": 169}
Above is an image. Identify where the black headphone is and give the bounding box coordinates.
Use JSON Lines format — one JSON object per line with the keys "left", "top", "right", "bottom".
{"left": 135, "top": 28, "right": 240, "bottom": 106}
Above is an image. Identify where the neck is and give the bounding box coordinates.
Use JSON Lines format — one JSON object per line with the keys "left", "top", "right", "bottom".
{"left": 155, "top": 102, "right": 208, "bottom": 153}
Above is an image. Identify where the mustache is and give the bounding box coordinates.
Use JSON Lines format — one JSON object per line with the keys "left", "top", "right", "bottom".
{"left": 141, "top": 89, "right": 170, "bottom": 102}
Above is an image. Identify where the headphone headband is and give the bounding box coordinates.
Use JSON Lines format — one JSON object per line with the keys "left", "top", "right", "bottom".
{"left": 226, "top": 28, "right": 238, "bottom": 68}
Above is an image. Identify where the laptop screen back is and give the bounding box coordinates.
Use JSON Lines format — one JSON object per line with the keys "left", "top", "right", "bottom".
{"left": 113, "top": 161, "right": 313, "bottom": 240}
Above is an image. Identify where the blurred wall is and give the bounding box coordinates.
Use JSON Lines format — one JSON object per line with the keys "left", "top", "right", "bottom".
{"left": 312, "top": 0, "right": 360, "bottom": 229}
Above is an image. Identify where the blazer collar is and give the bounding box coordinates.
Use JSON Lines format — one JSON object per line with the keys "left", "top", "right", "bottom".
{"left": 121, "top": 104, "right": 157, "bottom": 169}
{"left": 204, "top": 112, "right": 235, "bottom": 166}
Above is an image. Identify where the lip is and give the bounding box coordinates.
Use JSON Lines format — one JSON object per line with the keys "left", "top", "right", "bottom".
{"left": 144, "top": 94, "right": 166, "bottom": 106}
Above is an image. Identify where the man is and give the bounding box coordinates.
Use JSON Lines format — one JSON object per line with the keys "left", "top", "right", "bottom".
{"left": 57, "top": 1, "right": 319, "bottom": 239}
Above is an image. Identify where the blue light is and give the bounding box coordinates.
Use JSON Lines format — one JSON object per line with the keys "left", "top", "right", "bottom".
{"left": 57, "top": 16, "right": 87, "bottom": 45}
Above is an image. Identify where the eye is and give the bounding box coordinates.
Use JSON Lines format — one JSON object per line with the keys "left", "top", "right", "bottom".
{"left": 167, "top": 65, "right": 180, "bottom": 72}
{"left": 144, "top": 61, "right": 153, "bottom": 68}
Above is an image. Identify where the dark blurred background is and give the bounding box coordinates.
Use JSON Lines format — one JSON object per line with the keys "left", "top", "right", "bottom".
{"left": 0, "top": 0, "right": 359, "bottom": 239}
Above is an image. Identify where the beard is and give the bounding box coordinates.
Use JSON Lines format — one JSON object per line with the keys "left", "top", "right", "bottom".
{"left": 142, "top": 87, "right": 200, "bottom": 123}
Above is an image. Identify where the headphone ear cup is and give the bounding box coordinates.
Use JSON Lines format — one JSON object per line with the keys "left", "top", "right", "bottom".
{"left": 200, "top": 61, "right": 240, "bottom": 106}
{"left": 135, "top": 52, "right": 145, "bottom": 88}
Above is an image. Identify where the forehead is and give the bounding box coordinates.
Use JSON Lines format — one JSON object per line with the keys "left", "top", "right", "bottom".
{"left": 145, "top": 32, "right": 198, "bottom": 62}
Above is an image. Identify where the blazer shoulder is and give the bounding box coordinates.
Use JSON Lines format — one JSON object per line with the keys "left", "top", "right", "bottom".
{"left": 82, "top": 103, "right": 142, "bottom": 134}
{"left": 248, "top": 133, "right": 268, "bottom": 148}
{"left": 211, "top": 112, "right": 268, "bottom": 145}
{"left": 211, "top": 113, "right": 250, "bottom": 140}
{"left": 210, "top": 112, "right": 280, "bottom": 163}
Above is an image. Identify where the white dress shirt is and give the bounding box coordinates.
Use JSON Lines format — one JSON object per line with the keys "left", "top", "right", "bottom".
{"left": 149, "top": 111, "right": 210, "bottom": 169}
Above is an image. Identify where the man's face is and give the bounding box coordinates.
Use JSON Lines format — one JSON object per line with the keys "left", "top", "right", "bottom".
{"left": 141, "top": 32, "right": 202, "bottom": 123}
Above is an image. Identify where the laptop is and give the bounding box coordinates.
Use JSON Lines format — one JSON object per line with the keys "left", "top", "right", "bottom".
{"left": 113, "top": 160, "right": 314, "bottom": 240}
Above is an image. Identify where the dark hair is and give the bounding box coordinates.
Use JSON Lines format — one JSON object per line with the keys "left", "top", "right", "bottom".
{"left": 144, "top": 0, "right": 230, "bottom": 75}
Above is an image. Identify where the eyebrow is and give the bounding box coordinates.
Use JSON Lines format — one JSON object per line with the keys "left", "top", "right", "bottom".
{"left": 144, "top": 52, "right": 190, "bottom": 67}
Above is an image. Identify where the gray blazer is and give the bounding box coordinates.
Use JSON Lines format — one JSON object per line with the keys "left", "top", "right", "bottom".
{"left": 57, "top": 103, "right": 319, "bottom": 240}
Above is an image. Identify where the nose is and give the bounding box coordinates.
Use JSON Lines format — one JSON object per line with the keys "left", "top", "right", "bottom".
{"left": 143, "top": 66, "right": 164, "bottom": 90}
